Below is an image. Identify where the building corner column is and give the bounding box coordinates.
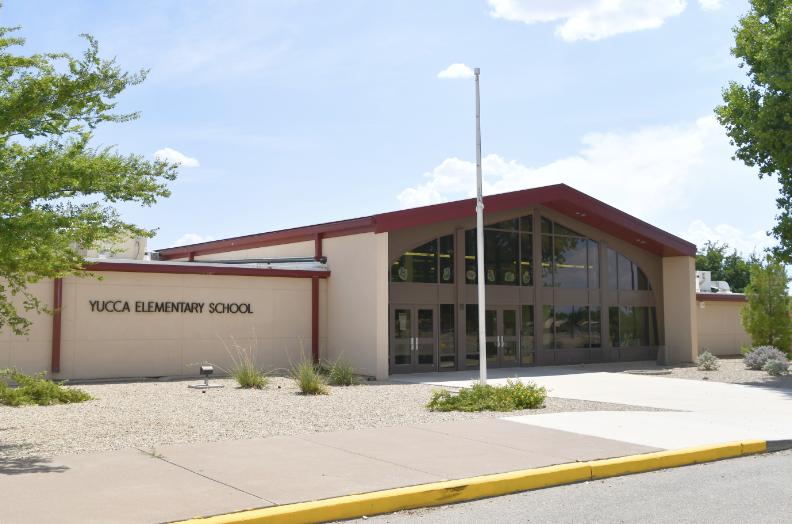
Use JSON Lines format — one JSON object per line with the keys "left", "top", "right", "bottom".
{"left": 662, "top": 256, "right": 698, "bottom": 362}
{"left": 375, "top": 232, "right": 389, "bottom": 380}
{"left": 52, "top": 277, "right": 63, "bottom": 374}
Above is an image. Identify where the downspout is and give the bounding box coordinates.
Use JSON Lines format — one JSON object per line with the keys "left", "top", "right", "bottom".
{"left": 312, "top": 276, "right": 319, "bottom": 363}
{"left": 51, "top": 277, "right": 63, "bottom": 374}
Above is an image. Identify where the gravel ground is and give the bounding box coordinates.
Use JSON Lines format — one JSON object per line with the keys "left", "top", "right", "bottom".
{"left": 1, "top": 377, "right": 672, "bottom": 461}
{"left": 578, "top": 358, "right": 792, "bottom": 389}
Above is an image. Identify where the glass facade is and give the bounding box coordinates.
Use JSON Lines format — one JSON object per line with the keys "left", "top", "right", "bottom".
{"left": 390, "top": 213, "right": 658, "bottom": 374}
{"left": 391, "top": 235, "right": 453, "bottom": 284}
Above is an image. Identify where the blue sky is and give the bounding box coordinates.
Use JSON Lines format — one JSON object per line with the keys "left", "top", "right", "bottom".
{"left": 3, "top": 0, "right": 781, "bottom": 255}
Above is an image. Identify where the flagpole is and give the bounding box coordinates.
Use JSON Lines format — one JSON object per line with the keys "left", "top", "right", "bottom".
{"left": 474, "top": 67, "right": 486, "bottom": 384}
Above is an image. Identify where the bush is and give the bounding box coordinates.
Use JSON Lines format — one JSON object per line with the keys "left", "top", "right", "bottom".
{"left": 289, "top": 353, "right": 328, "bottom": 395}
{"left": 763, "top": 359, "right": 789, "bottom": 376}
{"left": 211, "top": 332, "right": 270, "bottom": 389}
{"left": 322, "top": 355, "right": 363, "bottom": 386}
{"left": 695, "top": 351, "right": 720, "bottom": 371}
{"left": 426, "top": 378, "right": 548, "bottom": 412}
{"left": 743, "top": 346, "right": 789, "bottom": 370}
{"left": 0, "top": 368, "right": 93, "bottom": 406}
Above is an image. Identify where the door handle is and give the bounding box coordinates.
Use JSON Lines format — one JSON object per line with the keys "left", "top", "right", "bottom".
{"left": 411, "top": 338, "right": 415, "bottom": 351}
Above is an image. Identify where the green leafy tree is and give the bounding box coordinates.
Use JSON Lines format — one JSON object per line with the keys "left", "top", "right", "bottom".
{"left": 715, "top": 0, "right": 792, "bottom": 263}
{"left": 0, "top": 11, "right": 178, "bottom": 336}
{"left": 695, "top": 241, "right": 758, "bottom": 293}
{"left": 740, "top": 256, "right": 792, "bottom": 351}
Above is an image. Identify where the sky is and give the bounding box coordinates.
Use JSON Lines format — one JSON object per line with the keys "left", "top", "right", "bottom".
{"left": 2, "top": 0, "right": 782, "bottom": 256}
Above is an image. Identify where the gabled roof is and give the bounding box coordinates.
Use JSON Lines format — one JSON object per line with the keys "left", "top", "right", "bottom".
{"left": 156, "top": 184, "right": 696, "bottom": 259}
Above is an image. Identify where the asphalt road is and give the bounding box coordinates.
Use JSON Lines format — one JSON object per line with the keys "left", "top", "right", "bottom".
{"left": 337, "top": 450, "right": 792, "bottom": 524}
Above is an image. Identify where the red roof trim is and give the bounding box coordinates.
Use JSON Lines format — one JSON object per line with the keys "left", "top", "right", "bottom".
{"left": 696, "top": 293, "right": 747, "bottom": 303}
{"left": 83, "top": 262, "right": 330, "bottom": 279}
{"left": 155, "top": 184, "right": 695, "bottom": 259}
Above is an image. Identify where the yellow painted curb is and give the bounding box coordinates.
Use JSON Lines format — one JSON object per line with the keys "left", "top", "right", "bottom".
{"left": 175, "top": 439, "right": 766, "bottom": 524}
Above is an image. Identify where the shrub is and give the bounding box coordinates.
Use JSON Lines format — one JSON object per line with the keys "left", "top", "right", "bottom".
{"left": 763, "top": 359, "right": 789, "bottom": 376}
{"left": 426, "top": 377, "right": 548, "bottom": 412}
{"left": 289, "top": 353, "right": 328, "bottom": 395}
{"left": 0, "top": 368, "right": 93, "bottom": 406}
{"left": 211, "top": 332, "right": 270, "bottom": 389}
{"left": 695, "top": 351, "right": 720, "bottom": 371}
{"left": 743, "top": 346, "right": 789, "bottom": 370}
{"left": 322, "top": 355, "right": 363, "bottom": 386}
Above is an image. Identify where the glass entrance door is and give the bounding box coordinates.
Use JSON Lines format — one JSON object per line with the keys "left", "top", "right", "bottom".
{"left": 483, "top": 307, "right": 520, "bottom": 368}
{"left": 390, "top": 304, "right": 437, "bottom": 374}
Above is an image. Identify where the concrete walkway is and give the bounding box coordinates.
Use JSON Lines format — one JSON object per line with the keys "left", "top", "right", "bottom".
{"left": 4, "top": 365, "right": 791, "bottom": 524}
{"left": 390, "top": 366, "right": 792, "bottom": 448}
{"left": 1, "top": 419, "right": 659, "bottom": 524}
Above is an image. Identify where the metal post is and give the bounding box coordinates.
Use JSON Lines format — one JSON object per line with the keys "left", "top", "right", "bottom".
{"left": 474, "top": 68, "right": 487, "bottom": 384}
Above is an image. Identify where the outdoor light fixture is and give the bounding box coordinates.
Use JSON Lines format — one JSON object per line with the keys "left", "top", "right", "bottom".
{"left": 188, "top": 365, "right": 224, "bottom": 390}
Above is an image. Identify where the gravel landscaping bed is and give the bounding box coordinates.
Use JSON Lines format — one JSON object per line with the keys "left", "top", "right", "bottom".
{"left": 1, "top": 377, "right": 672, "bottom": 461}
{"left": 580, "top": 359, "right": 792, "bottom": 389}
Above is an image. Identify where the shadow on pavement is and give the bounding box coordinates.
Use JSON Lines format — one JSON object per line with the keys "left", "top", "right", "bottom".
{"left": 0, "top": 455, "right": 69, "bottom": 475}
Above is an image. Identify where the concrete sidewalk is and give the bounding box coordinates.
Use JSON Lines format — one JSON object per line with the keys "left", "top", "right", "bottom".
{"left": 0, "top": 418, "right": 661, "bottom": 524}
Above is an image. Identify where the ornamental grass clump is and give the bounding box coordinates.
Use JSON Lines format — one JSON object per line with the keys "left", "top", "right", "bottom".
{"left": 212, "top": 332, "right": 270, "bottom": 389}
{"left": 743, "top": 346, "right": 789, "bottom": 371}
{"left": 322, "top": 355, "right": 364, "bottom": 386}
{"left": 695, "top": 351, "right": 720, "bottom": 371}
{"left": 289, "top": 353, "right": 328, "bottom": 395}
{"left": 0, "top": 368, "right": 93, "bottom": 406}
{"left": 426, "top": 377, "right": 548, "bottom": 412}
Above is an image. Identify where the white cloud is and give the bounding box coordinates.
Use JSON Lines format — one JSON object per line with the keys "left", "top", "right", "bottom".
{"left": 154, "top": 148, "right": 200, "bottom": 167}
{"left": 171, "top": 233, "right": 215, "bottom": 248}
{"left": 698, "top": 0, "right": 724, "bottom": 10}
{"left": 438, "top": 63, "right": 475, "bottom": 79}
{"left": 680, "top": 220, "right": 773, "bottom": 256}
{"left": 488, "top": 0, "right": 687, "bottom": 42}
{"left": 398, "top": 116, "right": 728, "bottom": 218}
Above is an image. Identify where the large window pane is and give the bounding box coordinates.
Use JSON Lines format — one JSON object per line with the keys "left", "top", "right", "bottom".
{"left": 484, "top": 230, "right": 519, "bottom": 286}
{"left": 554, "top": 223, "right": 583, "bottom": 236}
{"left": 465, "top": 305, "right": 479, "bottom": 368}
{"left": 485, "top": 218, "right": 519, "bottom": 230}
{"left": 543, "top": 305, "right": 554, "bottom": 349}
{"left": 394, "top": 308, "right": 411, "bottom": 366}
{"left": 620, "top": 306, "right": 637, "bottom": 346}
{"left": 636, "top": 266, "right": 648, "bottom": 291}
{"left": 590, "top": 306, "right": 601, "bottom": 348}
{"left": 618, "top": 254, "right": 634, "bottom": 290}
{"left": 541, "top": 217, "right": 553, "bottom": 234}
{"left": 554, "top": 237, "right": 588, "bottom": 288}
{"left": 650, "top": 307, "right": 659, "bottom": 346}
{"left": 555, "top": 305, "right": 588, "bottom": 349}
{"left": 608, "top": 249, "right": 618, "bottom": 290}
{"left": 391, "top": 239, "right": 438, "bottom": 283}
{"left": 464, "top": 229, "right": 478, "bottom": 285}
{"left": 635, "top": 306, "right": 650, "bottom": 346}
{"left": 588, "top": 240, "right": 600, "bottom": 289}
{"left": 417, "top": 309, "right": 433, "bottom": 338}
{"left": 439, "top": 235, "right": 454, "bottom": 284}
{"left": 520, "top": 233, "right": 533, "bottom": 286}
{"left": 520, "top": 214, "right": 533, "bottom": 233}
{"left": 609, "top": 306, "right": 620, "bottom": 347}
{"left": 521, "top": 305, "right": 535, "bottom": 364}
{"left": 542, "top": 235, "right": 553, "bottom": 287}
{"left": 439, "top": 304, "right": 455, "bottom": 370}
{"left": 485, "top": 309, "right": 497, "bottom": 337}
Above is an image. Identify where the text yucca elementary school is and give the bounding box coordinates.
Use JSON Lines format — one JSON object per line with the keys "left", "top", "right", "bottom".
{"left": 89, "top": 301, "right": 254, "bottom": 314}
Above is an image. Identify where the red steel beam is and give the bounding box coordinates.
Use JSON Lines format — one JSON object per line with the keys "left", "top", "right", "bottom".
{"left": 696, "top": 293, "right": 747, "bottom": 303}
{"left": 312, "top": 276, "right": 319, "bottom": 363}
{"left": 314, "top": 232, "right": 323, "bottom": 261}
{"left": 52, "top": 278, "right": 63, "bottom": 373}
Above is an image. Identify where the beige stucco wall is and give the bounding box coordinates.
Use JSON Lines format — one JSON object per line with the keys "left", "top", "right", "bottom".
{"left": 663, "top": 257, "right": 698, "bottom": 362}
{"left": 2, "top": 272, "right": 326, "bottom": 380}
{"left": 322, "top": 232, "right": 389, "bottom": 380}
{"left": 696, "top": 300, "right": 750, "bottom": 356}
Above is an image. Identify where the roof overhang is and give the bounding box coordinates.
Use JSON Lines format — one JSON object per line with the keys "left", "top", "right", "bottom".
{"left": 156, "top": 184, "right": 696, "bottom": 259}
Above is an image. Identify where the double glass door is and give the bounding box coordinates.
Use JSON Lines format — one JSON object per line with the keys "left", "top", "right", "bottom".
{"left": 486, "top": 307, "right": 519, "bottom": 368}
{"left": 390, "top": 304, "right": 438, "bottom": 373}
